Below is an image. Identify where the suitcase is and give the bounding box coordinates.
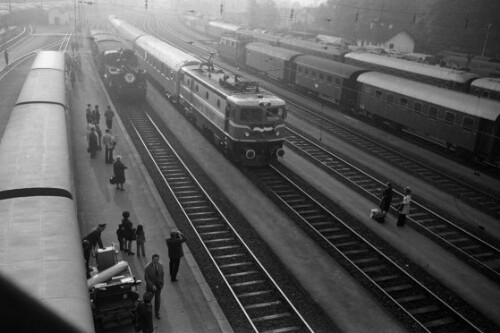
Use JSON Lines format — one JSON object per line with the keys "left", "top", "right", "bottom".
{"left": 370, "top": 208, "right": 385, "bottom": 223}
{"left": 96, "top": 246, "right": 117, "bottom": 271}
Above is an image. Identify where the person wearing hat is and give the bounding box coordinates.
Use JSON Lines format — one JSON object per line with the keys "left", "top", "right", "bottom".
{"left": 82, "top": 224, "right": 106, "bottom": 269}
{"left": 166, "top": 230, "right": 186, "bottom": 282}
{"left": 113, "top": 155, "right": 128, "bottom": 191}
{"left": 396, "top": 187, "right": 412, "bottom": 227}
{"left": 135, "top": 292, "right": 154, "bottom": 332}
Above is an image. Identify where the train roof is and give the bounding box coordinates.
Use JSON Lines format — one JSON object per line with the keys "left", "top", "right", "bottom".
{"left": 208, "top": 21, "right": 242, "bottom": 31}
{"left": 279, "top": 37, "right": 349, "bottom": 56}
{"left": 182, "top": 65, "right": 285, "bottom": 106}
{"left": 0, "top": 104, "right": 70, "bottom": 191}
{"left": 135, "top": 35, "right": 200, "bottom": 71}
{"left": 346, "top": 52, "right": 479, "bottom": 83}
{"left": 246, "top": 42, "right": 301, "bottom": 61}
{"left": 294, "top": 54, "right": 366, "bottom": 79}
{"left": 357, "top": 72, "right": 500, "bottom": 121}
{"left": 109, "top": 15, "right": 146, "bottom": 42}
{"left": 30, "top": 51, "right": 65, "bottom": 72}
{"left": 16, "top": 71, "right": 65, "bottom": 106}
{"left": 471, "top": 77, "right": 500, "bottom": 91}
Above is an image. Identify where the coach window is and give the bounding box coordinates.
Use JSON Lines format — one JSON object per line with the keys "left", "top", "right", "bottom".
{"left": 304, "top": 68, "right": 309, "bottom": 75}
{"left": 444, "top": 111, "right": 455, "bottom": 125}
{"left": 413, "top": 102, "right": 423, "bottom": 113}
{"left": 386, "top": 94, "right": 394, "bottom": 104}
{"left": 311, "top": 70, "right": 316, "bottom": 78}
{"left": 206, "top": 92, "right": 209, "bottom": 100}
{"left": 375, "top": 90, "right": 383, "bottom": 99}
{"left": 319, "top": 73, "right": 324, "bottom": 80}
{"left": 217, "top": 99, "right": 221, "bottom": 108}
{"left": 196, "top": 85, "right": 199, "bottom": 92}
{"left": 335, "top": 78, "right": 341, "bottom": 85}
{"left": 429, "top": 107, "right": 438, "bottom": 120}
{"left": 327, "top": 76, "right": 332, "bottom": 83}
{"left": 297, "top": 66, "right": 302, "bottom": 73}
{"left": 400, "top": 98, "right": 408, "bottom": 109}
{"left": 462, "top": 117, "right": 474, "bottom": 131}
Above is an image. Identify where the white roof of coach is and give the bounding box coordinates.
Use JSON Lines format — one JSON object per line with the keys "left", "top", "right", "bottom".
{"left": 31, "top": 51, "right": 65, "bottom": 72}
{"left": 109, "top": 15, "right": 146, "bottom": 42}
{"left": 346, "top": 52, "right": 478, "bottom": 83}
{"left": 208, "top": 21, "right": 242, "bottom": 32}
{"left": 357, "top": 72, "right": 500, "bottom": 121}
{"left": 246, "top": 42, "right": 301, "bottom": 61}
{"left": 471, "top": 77, "right": 500, "bottom": 91}
{"left": 136, "top": 35, "right": 200, "bottom": 72}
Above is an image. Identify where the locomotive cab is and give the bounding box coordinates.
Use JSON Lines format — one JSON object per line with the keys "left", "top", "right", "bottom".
{"left": 226, "top": 94, "right": 287, "bottom": 163}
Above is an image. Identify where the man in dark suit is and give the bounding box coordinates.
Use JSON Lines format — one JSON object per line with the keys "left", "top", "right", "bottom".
{"left": 166, "top": 231, "right": 186, "bottom": 282}
{"left": 82, "top": 224, "right": 106, "bottom": 271}
{"left": 144, "top": 254, "right": 164, "bottom": 319}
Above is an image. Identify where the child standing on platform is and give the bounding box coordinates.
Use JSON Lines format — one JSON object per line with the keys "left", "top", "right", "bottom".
{"left": 136, "top": 224, "right": 146, "bottom": 257}
{"left": 116, "top": 224, "right": 125, "bottom": 251}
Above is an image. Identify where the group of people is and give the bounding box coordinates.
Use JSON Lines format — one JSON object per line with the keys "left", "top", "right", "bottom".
{"left": 373, "top": 182, "right": 412, "bottom": 227}
{"left": 136, "top": 230, "right": 187, "bottom": 332}
{"left": 82, "top": 210, "right": 187, "bottom": 333}
{"left": 85, "top": 103, "right": 128, "bottom": 191}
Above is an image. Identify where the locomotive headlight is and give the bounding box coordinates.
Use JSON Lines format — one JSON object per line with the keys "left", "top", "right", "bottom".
{"left": 245, "top": 131, "right": 250, "bottom": 137}
{"left": 275, "top": 129, "right": 280, "bottom": 136}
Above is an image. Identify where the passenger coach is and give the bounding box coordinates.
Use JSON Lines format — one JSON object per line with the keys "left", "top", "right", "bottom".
{"left": 0, "top": 51, "right": 94, "bottom": 332}
{"left": 356, "top": 72, "right": 500, "bottom": 161}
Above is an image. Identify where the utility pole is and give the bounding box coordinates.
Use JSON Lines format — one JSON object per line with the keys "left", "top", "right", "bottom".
{"left": 481, "top": 23, "right": 492, "bottom": 57}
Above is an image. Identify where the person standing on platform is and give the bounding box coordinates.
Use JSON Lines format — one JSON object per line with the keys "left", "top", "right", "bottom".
{"left": 116, "top": 224, "right": 125, "bottom": 251}
{"left": 136, "top": 224, "right": 146, "bottom": 257}
{"left": 85, "top": 104, "right": 93, "bottom": 124}
{"left": 104, "top": 105, "right": 115, "bottom": 129}
{"left": 166, "top": 230, "right": 186, "bottom": 282}
{"left": 92, "top": 105, "right": 101, "bottom": 125}
{"left": 113, "top": 155, "right": 128, "bottom": 191}
{"left": 95, "top": 124, "right": 102, "bottom": 151}
{"left": 102, "top": 129, "right": 116, "bottom": 164}
{"left": 88, "top": 127, "right": 99, "bottom": 159}
{"left": 82, "top": 224, "right": 107, "bottom": 269}
{"left": 144, "top": 254, "right": 164, "bottom": 319}
{"left": 379, "top": 182, "right": 393, "bottom": 217}
{"left": 135, "top": 292, "right": 154, "bottom": 333}
{"left": 397, "top": 187, "right": 412, "bottom": 227}
{"left": 4, "top": 49, "right": 8, "bottom": 66}
{"left": 121, "top": 211, "right": 134, "bottom": 255}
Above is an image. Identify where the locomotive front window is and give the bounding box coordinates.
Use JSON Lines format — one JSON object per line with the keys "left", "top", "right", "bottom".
{"left": 240, "top": 108, "right": 263, "bottom": 122}
{"left": 265, "top": 107, "right": 285, "bottom": 121}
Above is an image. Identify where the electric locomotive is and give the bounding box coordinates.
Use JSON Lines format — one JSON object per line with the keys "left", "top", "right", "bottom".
{"left": 109, "top": 15, "right": 286, "bottom": 166}
{"left": 89, "top": 30, "right": 147, "bottom": 100}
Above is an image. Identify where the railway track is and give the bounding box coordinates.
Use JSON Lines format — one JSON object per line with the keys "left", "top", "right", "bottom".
{"left": 249, "top": 165, "right": 484, "bottom": 333}
{"left": 282, "top": 126, "right": 500, "bottom": 282}
{"left": 286, "top": 104, "right": 500, "bottom": 221}
{"left": 117, "top": 102, "right": 315, "bottom": 333}
{"left": 148, "top": 13, "right": 500, "bottom": 223}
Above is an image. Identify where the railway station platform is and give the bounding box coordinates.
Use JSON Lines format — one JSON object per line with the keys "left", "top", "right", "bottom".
{"left": 68, "top": 44, "right": 231, "bottom": 332}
